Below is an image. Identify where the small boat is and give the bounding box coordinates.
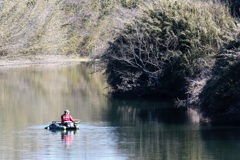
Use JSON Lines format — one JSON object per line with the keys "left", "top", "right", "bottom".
{"left": 45, "top": 120, "right": 80, "bottom": 130}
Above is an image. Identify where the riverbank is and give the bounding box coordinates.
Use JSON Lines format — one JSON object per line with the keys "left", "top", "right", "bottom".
{"left": 0, "top": 55, "right": 91, "bottom": 68}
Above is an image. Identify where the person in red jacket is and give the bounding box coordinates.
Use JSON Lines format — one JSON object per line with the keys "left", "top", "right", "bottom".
{"left": 61, "top": 109, "right": 74, "bottom": 125}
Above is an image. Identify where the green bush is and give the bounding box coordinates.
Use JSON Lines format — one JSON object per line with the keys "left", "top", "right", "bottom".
{"left": 199, "top": 31, "right": 240, "bottom": 124}
{"left": 200, "top": 59, "right": 240, "bottom": 125}
{"left": 100, "top": 0, "right": 238, "bottom": 99}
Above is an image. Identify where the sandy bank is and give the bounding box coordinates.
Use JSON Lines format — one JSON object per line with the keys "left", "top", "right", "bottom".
{"left": 0, "top": 55, "right": 91, "bottom": 68}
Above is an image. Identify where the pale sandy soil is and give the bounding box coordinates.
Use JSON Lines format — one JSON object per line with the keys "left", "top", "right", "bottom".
{"left": 0, "top": 55, "right": 91, "bottom": 68}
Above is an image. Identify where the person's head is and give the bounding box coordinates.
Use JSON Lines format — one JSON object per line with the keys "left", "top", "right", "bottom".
{"left": 64, "top": 109, "right": 70, "bottom": 114}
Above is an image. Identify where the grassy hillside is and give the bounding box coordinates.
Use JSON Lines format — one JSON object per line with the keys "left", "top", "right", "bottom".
{"left": 0, "top": 0, "right": 138, "bottom": 56}
{"left": 0, "top": 0, "right": 67, "bottom": 55}
{"left": 0, "top": 0, "right": 238, "bottom": 57}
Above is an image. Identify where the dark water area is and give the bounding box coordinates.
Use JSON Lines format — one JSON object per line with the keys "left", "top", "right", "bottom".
{"left": 0, "top": 63, "right": 239, "bottom": 160}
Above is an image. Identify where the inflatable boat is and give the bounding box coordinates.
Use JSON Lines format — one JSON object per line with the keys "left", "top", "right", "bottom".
{"left": 45, "top": 120, "right": 79, "bottom": 130}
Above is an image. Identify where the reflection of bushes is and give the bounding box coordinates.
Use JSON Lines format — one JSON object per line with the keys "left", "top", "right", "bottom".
{"left": 107, "top": 99, "right": 195, "bottom": 124}
{"left": 100, "top": 0, "right": 238, "bottom": 99}
{"left": 200, "top": 127, "right": 240, "bottom": 160}
{"left": 108, "top": 100, "right": 205, "bottom": 160}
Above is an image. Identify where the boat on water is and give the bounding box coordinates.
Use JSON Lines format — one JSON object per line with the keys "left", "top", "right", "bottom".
{"left": 45, "top": 120, "right": 80, "bottom": 130}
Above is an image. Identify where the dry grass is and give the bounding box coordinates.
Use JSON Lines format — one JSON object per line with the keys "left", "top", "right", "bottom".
{"left": 0, "top": 0, "right": 139, "bottom": 56}
{"left": 0, "top": 0, "right": 238, "bottom": 60}
{"left": 0, "top": 0, "right": 68, "bottom": 55}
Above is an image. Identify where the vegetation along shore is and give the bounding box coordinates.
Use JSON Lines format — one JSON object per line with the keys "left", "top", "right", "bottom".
{"left": 0, "top": 0, "right": 240, "bottom": 125}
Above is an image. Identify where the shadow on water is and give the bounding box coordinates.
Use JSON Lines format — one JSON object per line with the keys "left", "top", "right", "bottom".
{"left": 200, "top": 126, "right": 240, "bottom": 160}
{"left": 103, "top": 98, "right": 203, "bottom": 160}
{"left": 106, "top": 98, "right": 195, "bottom": 125}
{"left": 105, "top": 98, "right": 240, "bottom": 160}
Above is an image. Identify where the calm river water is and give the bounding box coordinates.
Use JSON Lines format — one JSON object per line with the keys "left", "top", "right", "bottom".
{"left": 0, "top": 63, "right": 240, "bottom": 160}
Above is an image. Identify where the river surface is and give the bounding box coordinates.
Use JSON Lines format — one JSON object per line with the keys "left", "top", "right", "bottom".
{"left": 0, "top": 63, "right": 240, "bottom": 160}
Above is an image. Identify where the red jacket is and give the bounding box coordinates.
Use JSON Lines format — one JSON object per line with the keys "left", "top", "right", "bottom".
{"left": 61, "top": 114, "right": 74, "bottom": 124}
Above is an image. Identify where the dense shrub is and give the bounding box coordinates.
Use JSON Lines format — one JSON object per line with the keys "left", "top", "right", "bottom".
{"left": 100, "top": 0, "right": 238, "bottom": 99}
{"left": 200, "top": 57, "right": 240, "bottom": 125}
{"left": 199, "top": 32, "right": 240, "bottom": 124}
{"left": 221, "top": 0, "right": 240, "bottom": 17}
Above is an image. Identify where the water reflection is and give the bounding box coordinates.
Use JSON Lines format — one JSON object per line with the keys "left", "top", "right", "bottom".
{"left": 105, "top": 99, "right": 203, "bottom": 160}
{"left": 0, "top": 63, "right": 109, "bottom": 159}
{"left": 0, "top": 63, "right": 239, "bottom": 160}
{"left": 45, "top": 130, "right": 77, "bottom": 147}
{"left": 61, "top": 130, "right": 75, "bottom": 146}
{"left": 106, "top": 99, "right": 197, "bottom": 125}
{"left": 200, "top": 127, "right": 240, "bottom": 160}
{"left": 0, "top": 63, "right": 108, "bottom": 129}
{"left": 48, "top": 130, "right": 76, "bottom": 147}
{"left": 106, "top": 98, "right": 240, "bottom": 160}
